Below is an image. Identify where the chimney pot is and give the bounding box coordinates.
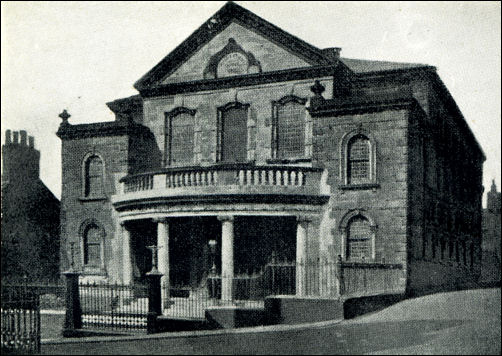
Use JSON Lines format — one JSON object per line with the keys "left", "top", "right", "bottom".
{"left": 5, "top": 130, "right": 11, "bottom": 144}
{"left": 28, "top": 136, "right": 35, "bottom": 148}
{"left": 20, "top": 130, "right": 27, "bottom": 146}
{"left": 13, "top": 131, "right": 19, "bottom": 144}
{"left": 322, "top": 47, "right": 342, "bottom": 62}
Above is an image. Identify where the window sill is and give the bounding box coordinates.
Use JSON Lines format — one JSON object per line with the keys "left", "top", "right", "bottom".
{"left": 266, "top": 158, "right": 312, "bottom": 164}
{"left": 79, "top": 196, "right": 107, "bottom": 202}
{"left": 81, "top": 267, "right": 106, "bottom": 276}
{"left": 338, "top": 183, "right": 380, "bottom": 191}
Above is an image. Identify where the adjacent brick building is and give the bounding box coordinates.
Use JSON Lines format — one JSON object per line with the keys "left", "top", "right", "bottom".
{"left": 57, "top": 2, "right": 484, "bottom": 301}
{"left": 1, "top": 130, "right": 60, "bottom": 281}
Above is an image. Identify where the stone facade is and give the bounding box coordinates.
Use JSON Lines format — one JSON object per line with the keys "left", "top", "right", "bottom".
{"left": 1, "top": 130, "right": 60, "bottom": 280}
{"left": 57, "top": 2, "right": 485, "bottom": 297}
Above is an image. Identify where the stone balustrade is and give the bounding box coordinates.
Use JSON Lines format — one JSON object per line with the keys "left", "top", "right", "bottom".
{"left": 121, "top": 164, "right": 318, "bottom": 193}
{"left": 113, "top": 163, "right": 327, "bottom": 209}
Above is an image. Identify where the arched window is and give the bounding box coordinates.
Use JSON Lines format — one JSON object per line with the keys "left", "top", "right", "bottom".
{"left": 346, "top": 216, "right": 372, "bottom": 260}
{"left": 165, "top": 107, "right": 196, "bottom": 166}
{"left": 340, "top": 129, "right": 377, "bottom": 188}
{"left": 272, "top": 96, "right": 307, "bottom": 159}
{"left": 348, "top": 135, "right": 370, "bottom": 184}
{"left": 82, "top": 223, "right": 103, "bottom": 267}
{"left": 84, "top": 154, "right": 104, "bottom": 197}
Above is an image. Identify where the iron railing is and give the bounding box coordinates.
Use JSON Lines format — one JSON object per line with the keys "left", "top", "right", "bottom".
{"left": 264, "top": 259, "right": 404, "bottom": 298}
{"left": 79, "top": 282, "right": 148, "bottom": 331}
{"left": 1, "top": 286, "right": 41, "bottom": 355}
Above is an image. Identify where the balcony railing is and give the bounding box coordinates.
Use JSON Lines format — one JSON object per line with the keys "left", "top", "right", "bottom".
{"left": 123, "top": 164, "right": 318, "bottom": 192}
{"left": 113, "top": 164, "right": 326, "bottom": 208}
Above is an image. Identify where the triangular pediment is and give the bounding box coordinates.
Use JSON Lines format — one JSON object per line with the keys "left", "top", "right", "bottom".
{"left": 134, "top": 2, "right": 333, "bottom": 90}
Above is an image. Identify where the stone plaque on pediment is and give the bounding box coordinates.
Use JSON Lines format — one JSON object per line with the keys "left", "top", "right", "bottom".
{"left": 217, "top": 52, "right": 249, "bottom": 77}
{"left": 204, "top": 38, "right": 262, "bottom": 79}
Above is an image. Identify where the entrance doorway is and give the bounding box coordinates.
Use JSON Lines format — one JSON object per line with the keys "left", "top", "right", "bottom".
{"left": 234, "top": 216, "right": 296, "bottom": 273}
{"left": 169, "top": 217, "right": 221, "bottom": 288}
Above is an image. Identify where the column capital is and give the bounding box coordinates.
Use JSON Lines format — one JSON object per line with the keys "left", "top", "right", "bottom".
{"left": 296, "top": 215, "right": 313, "bottom": 224}
{"left": 217, "top": 215, "right": 234, "bottom": 223}
{"left": 152, "top": 217, "right": 169, "bottom": 224}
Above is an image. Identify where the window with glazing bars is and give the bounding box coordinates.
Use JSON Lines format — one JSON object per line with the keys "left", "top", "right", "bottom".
{"left": 274, "top": 101, "right": 305, "bottom": 158}
{"left": 85, "top": 155, "right": 104, "bottom": 197}
{"left": 347, "top": 216, "right": 371, "bottom": 260}
{"left": 84, "top": 224, "right": 101, "bottom": 266}
{"left": 167, "top": 113, "right": 195, "bottom": 165}
{"left": 348, "top": 135, "right": 370, "bottom": 184}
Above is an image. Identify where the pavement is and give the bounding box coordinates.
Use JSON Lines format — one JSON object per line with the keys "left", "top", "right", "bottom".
{"left": 41, "top": 288, "right": 501, "bottom": 355}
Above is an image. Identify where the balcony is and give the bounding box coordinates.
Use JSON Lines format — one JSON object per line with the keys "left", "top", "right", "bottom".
{"left": 112, "top": 163, "right": 329, "bottom": 210}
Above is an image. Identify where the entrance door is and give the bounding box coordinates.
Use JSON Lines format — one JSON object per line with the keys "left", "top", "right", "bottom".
{"left": 220, "top": 105, "right": 248, "bottom": 162}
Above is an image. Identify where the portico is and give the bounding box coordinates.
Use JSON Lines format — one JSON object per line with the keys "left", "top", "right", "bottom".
{"left": 119, "top": 212, "right": 316, "bottom": 304}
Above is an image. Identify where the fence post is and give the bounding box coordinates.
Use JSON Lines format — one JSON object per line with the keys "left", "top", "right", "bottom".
{"left": 62, "top": 271, "right": 82, "bottom": 337}
{"left": 336, "top": 255, "right": 345, "bottom": 296}
{"left": 146, "top": 270, "right": 163, "bottom": 334}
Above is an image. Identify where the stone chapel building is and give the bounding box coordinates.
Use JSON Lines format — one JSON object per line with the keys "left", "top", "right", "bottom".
{"left": 57, "top": 2, "right": 485, "bottom": 298}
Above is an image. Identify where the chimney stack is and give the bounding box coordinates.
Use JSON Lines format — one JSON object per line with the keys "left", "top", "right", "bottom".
{"left": 20, "top": 130, "right": 27, "bottom": 146}
{"left": 5, "top": 130, "right": 11, "bottom": 144}
{"left": 322, "top": 47, "right": 342, "bottom": 63}
{"left": 2, "top": 130, "right": 41, "bottom": 185}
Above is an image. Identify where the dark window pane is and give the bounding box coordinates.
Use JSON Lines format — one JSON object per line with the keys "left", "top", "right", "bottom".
{"left": 85, "top": 156, "right": 104, "bottom": 196}
{"left": 348, "top": 136, "right": 370, "bottom": 184}
{"left": 221, "top": 107, "right": 248, "bottom": 162}
{"left": 88, "top": 157, "right": 103, "bottom": 177}
{"left": 277, "top": 102, "right": 305, "bottom": 158}
{"left": 347, "top": 216, "right": 371, "bottom": 260}
{"left": 84, "top": 225, "right": 102, "bottom": 266}
{"left": 170, "top": 113, "right": 194, "bottom": 164}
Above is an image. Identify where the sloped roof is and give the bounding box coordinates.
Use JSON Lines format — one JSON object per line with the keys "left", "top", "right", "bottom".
{"left": 340, "top": 57, "right": 432, "bottom": 74}
{"left": 134, "top": 1, "right": 333, "bottom": 90}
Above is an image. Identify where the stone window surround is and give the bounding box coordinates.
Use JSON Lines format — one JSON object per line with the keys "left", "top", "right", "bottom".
{"left": 78, "top": 218, "right": 106, "bottom": 275}
{"left": 164, "top": 106, "right": 197, "bottom": 166}
{"left": 216, "top": 101, "right": 251, "bottom": 163}
{"left": 270, "top": 95, "right": 308, "bottom": 161}
{"left": 338, "top": 128, "right": 379, "bottom": 191}
{"left": 339, "top": 209, "right": 377, "bottom": 262}
{"left": 80, "top": 152, "right": 106, "bottom": 201}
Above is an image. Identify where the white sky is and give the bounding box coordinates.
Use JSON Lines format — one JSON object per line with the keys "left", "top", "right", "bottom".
{"left": 1, "top": 1, "right": 501, "bottom": 204}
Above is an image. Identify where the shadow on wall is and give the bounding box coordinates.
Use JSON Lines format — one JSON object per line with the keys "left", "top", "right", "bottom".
{"left": 128, "top": 129, "right": 162, "bottom": 174}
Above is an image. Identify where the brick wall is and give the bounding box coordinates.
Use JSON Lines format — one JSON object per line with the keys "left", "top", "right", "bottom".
{"left": 60, "top": 135, "right": 129, "bottom": 275}
{"left": 143, "top": 77, "right": 333, "bottom": 167}
{"left": 312, "top": 108, "right": 409, "bottom": 276}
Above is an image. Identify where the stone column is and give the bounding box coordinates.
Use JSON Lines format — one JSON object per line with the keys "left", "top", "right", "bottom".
{"left": 121, "top": 221, "right": 133, "bottom": 285}
{"left": 218, "top": 215, "right": 234, "bottom": 302}
{"left": 296, "top": 216, "right": 310, "bottom": 297}
{"left": 154, "top": 218, "right": 170, "bottom": 310}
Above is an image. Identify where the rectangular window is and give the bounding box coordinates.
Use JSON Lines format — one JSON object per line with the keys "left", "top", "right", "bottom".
{"left": 167, "top": 113, "right": 195, "bottom": 165}
{"left": 218, "top": 105, "right": 248, "bottom": 162}
{"left": 276, "top": 102, "right": 305, "bottom": 158}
